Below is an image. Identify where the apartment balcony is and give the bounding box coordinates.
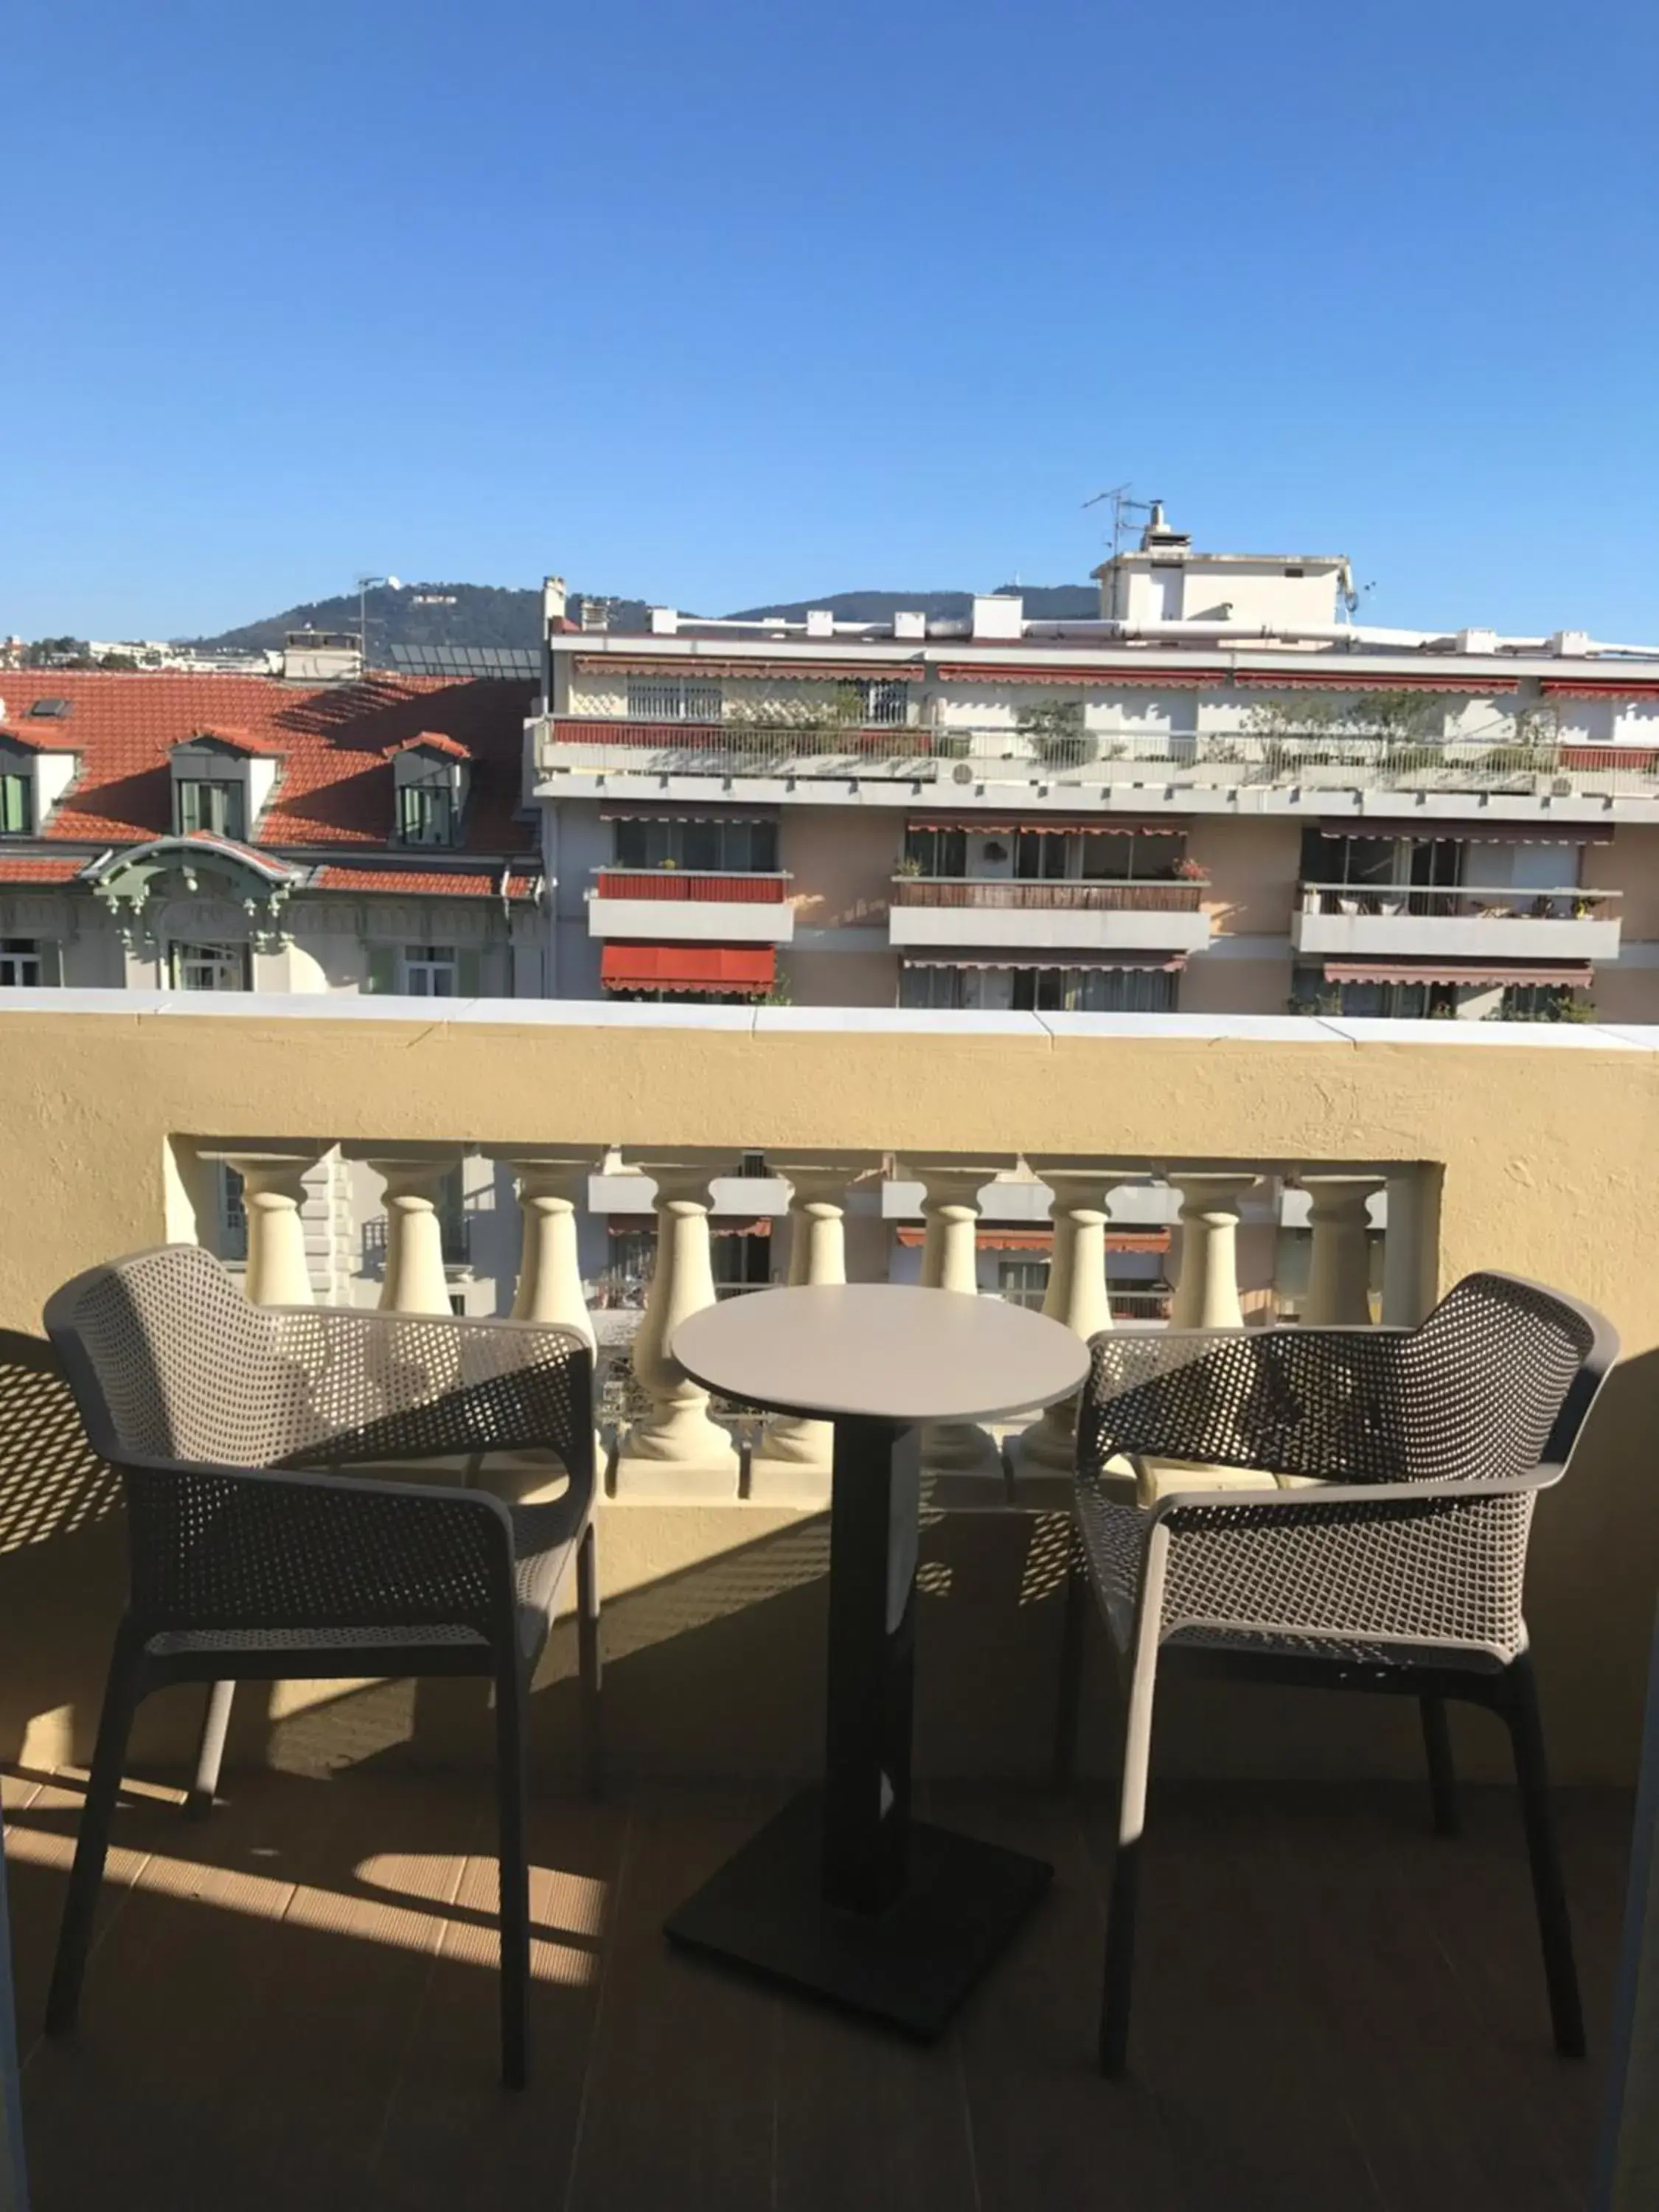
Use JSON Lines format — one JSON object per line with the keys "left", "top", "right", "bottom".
{"left": 537, "top": 712, "right": 1659, "bottom": 813}
{"left": 586, "top": 867, "right": 796, "bottom": 945}
{"left": 0, "top": 995, "right": 1655, "bottom": 2210}
{"left": 1291, "top": 881, "right": 1623, "bottom": 965}
{"left": 888, "top": 874, "right": 1212, "bottom": 954}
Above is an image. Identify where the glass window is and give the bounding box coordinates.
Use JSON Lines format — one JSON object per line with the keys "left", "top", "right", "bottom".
{"left": 170, "top": 942, "right": 249, "bottom": 992}
{"left": 625, "top": 678, "right": 724, "bottom": 723}
{"left": 397, "top": 780, "right": 456, "bottom": 847}
{"left": 218, "top": 1165, "right": 248, "bottom": 1262}
{"left": 403, "top": 945, "right": 457, "bottom": 996}
{"left": 854, "top": 679, "right": 909, "bottom": 727}
{"left": 903, "top": 826, "right": 967, "bottom": 878}
{"left": 0, "top": 938, "right": 42, "bottom": 987}
{"left": 998, "top": 1258, "right": 1048, "bottom": 1310}
{"left": 176, "top": 777, "right": 247, "bottom": 840}
{"left": 0, "top": 772, "right": 31, "bottom": 836}
{"left": 611, "top": 816, "right": 778, "bottom": 872}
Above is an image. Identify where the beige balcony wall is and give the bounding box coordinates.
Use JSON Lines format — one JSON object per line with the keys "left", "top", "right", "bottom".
{"left": 780, "top": 807, "right": 903, "bottom": 931}
{"left": 1, "top": 1002, "right": 1658, "bottom": 1792}
{"left": 1188, "top": 816, "right": 1302, "bottom": 939}
{"left": 1592, "top": 824, "right": 1659, "bottom": 943}
{"left": 785, "top": 948, "right": 899, "bottom": 1007}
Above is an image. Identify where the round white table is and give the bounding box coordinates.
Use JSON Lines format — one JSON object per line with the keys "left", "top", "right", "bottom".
{"left": 664, "top": 1284, "right": 1089, "bottom": 2038}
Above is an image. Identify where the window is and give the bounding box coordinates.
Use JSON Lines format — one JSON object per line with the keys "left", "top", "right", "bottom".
{"left": 170, "top": 941, "right": 249, "bottom": 992}
{"left": 713, "top": 1229, "right": 771, "bottom": 1296}
{"left": 175, "top": 776, "right": 246, "bottom": 840}
{"left": 1500, "top": 984, "right": 1580, "bottom": 1022}
{"left": 218, "top": 1165, "right": 248, "bottom": 1262}
{"left": 0, "top": 939, "right": 42, "bottom": 987}
{"left": 0, "top": 771, "right": 31, "bottom": 836}
{"left": 902, "top": 825, "right": 967, "bottom": 878}
{"left": 397, "top": 780, "right": 457, "bottom": 847}
{"left": 402, "top": 944, "right": 457, "bottom": 996}
{"left": 852, "top": 679, "right": 909, "bottom": 728}
{"left": 900, "top": 963, "right": 1177, "bottom": 1013}
{"left": 612, "top": 815, "right": 778, "bottom": 872}
{"left": 625, "top": 678, "right": 724, "bottom": 723}
{"left": 998, "top": 1258, "right": 1048, "bottom": 1310}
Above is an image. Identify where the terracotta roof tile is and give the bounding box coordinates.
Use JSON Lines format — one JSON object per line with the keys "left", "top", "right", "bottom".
{"left": 312, "top": 865, "right": 540, "bottom": 899}
{"left": 388, "top": 730, "right": 473, "bottom": 762}
{"left": 0, "top": 855, "right": 88, "bottom": 883}
{"left": 0, "top": 670, "right": 537, "bottom": 856}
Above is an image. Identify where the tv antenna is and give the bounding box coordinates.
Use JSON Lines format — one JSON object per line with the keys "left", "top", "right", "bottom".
{"left": 1083, "top": 484, "right": 1154, "bottom": 559}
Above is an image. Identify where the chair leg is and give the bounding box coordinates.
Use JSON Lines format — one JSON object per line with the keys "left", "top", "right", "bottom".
{"left": 576, "top": 1520, "right": 602, "bottom": 1802}
{"left": 46, "top": 1625, "right": 147, "bottom": 2034}
{"left": 1052, "top": 1522, "right": 1088, "bottom": 1791}
{"left": 1419, "top": 1693, "right": 1460, "bottom": 1838}
{"left": 1501, "top": 1651, "right": 1585, "bottom": 2058}
{"left": 1099, "top": 1648, "right": 1159, "bottom": 2077}
{"left": 494, "top": 1659, "right": 530, "bottom": 2090}
{"left": 185, "top": 1679, "right": 237, "bottom": 1821}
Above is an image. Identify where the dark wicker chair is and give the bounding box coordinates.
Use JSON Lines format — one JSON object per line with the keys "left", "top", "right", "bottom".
{"left": 41, "top": 1243, "right": 600, "bottom": 2088}
{"left": 1053, "top": 1270, "right": 1618, "bottom": 2076}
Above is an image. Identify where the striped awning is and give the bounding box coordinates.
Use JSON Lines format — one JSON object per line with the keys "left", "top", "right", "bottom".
{"left": 902, "top": 953, "right": 1186, "bottom": 973}
{"left": 599, "top": 805, "right": 777, "bottom": 824}
{"left": 1324, "top": 959, "right": 1593, "bottom": 989}
{"left": 1317, "top": 817, "right": 1612, "bottom": 844}
{"left": 934, "top": 664, "right": 1225, "bottom": 689}
{"left": 1234, "top": 669, "right": 1519, "bottom": 694}
{"left": 905, "top": 818, "right": 1184, "bottom": 836}
{"left": 574, "top": 656, "right": 924, "bottom": 682}
{"left": 1540, "top": 678, "right": 1659, "bottom": 700}
{"left": 599, "top": 943, "right": 775, "bottom": 994}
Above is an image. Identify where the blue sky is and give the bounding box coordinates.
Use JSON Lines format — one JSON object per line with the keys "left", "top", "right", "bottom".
{"left": 7, "top": 0, "right": 1657, "bottom": 641}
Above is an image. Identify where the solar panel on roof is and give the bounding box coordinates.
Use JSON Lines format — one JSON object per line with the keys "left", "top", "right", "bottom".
{"left": 387, "top": 644, "right": 540, "bottom": 680}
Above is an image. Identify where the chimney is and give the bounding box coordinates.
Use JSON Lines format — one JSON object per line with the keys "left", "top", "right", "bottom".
{"left": 541, "top": 576, "right": 567, "bottom": 631}
{"left": 806, "top": 609, "right": 835, "bottom": 639}
{"left": 971, "top": 594, "right": 1023, "bottom": 641}
{"left": 579, "top": 597, "right": 612, "bottom": 633}
{"left": 1140, "top": 500, "right": 1192, "bottom": 553}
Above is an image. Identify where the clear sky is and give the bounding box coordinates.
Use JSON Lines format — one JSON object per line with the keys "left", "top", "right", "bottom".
{"left": 7, "top": 0, "right": 1657, "bottom": 642}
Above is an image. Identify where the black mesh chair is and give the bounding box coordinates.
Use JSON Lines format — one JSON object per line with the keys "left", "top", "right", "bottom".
{"left": 41, "top": 1243, "right": 600, "bottom": 2088}
{"left": 1053, "top": 1270, "right": 1618, "bottom": 2076}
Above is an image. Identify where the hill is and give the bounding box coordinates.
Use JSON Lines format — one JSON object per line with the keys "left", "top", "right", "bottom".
{"left": 185, "top": 579, "right": 1098, "bottom": 654}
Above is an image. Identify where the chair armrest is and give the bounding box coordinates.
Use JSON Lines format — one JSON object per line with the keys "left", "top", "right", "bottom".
{"left": 117, "top": 1455, "right": 521, "bottom": 1644}
{"left": 264, "top": 1307, "right": 594, "bottom": 1481}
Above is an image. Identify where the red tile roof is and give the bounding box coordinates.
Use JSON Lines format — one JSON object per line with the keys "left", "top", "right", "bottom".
{"left": 0, "top": 855, "right": 88, "bottom": 883}
{"left": 312, "top": 865, "right": 541, "bottom": 900}
{"left": 388, "top": 730, "right": 473, "bottom": 762}
{"left": 0, "top": 669, "right": 537, "bottom": 857}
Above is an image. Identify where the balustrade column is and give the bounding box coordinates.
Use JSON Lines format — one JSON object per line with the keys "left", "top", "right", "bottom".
{"left": 749, "top": 1169, "right": 848, "bottom": 1501}
{"left": 201, "top": 1146, "right": 324, "bottom": 1305}
{"left": 615, "top": 1161, "right": 740, "bottom": 1498}
{"left": 348, "top": 1147, "right": 462, "bottom": 1315}
{"left": 913, "top": 1166, "right": 1001, "bottom": 1481}
{"left": 1382, "top": 1166, "right": 1436, "bottom": 1326}
{"left": 1301, "top": 1175, "right": 1382, "bottom": 1326}
{"left": 1016, "top": 1182, "right": 1113, "bottom": 1472}
{"left": 487, "top": 1152, "right": 597, "bottom": 1349}
{"left": 1168, "top": 1174, "right": 1260, "bottom": 1329}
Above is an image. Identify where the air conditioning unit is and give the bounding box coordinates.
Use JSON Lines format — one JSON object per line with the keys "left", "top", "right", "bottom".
{"left": 1551, "top": 775, "right": 1575, "bottom": 798}
{"left": 952, "top": 762, "right": 975, "bottom": 785}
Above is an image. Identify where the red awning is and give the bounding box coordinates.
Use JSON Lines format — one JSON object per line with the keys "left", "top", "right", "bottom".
{"left": 894, "top": 1226, "right": 1171, "bottom": 1253}
{"left": 1540, "top": 678, "right": 1659, "bottom": 700}
{"left": 599, "top": 944, "right": 775, "bottom": 994}
{"left": 1323, "top": 959, "right": 1593, "bottom": 989}
{"left": 1234, "top": 669, "right": 1518, "bottom": 694}
{"left": 574, "top": 655, "right": 923, "bottom": 682}
{"left": 901, "top": 953, "right": 1186, "bottom": 973}
{"left": 934, "top": 664, "right": 1225, "bottom": 688}
{"left": 1316, "top": 817, "right": 1612, "bottom": 844}
{"left": 599, "top": 805, "right": 777, "bottom": 824}
{"left": 905, "top": 817, "right": 1183, "bottom": 837}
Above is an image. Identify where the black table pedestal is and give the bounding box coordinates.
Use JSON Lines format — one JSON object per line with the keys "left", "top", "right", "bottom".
{"left": 665, "top": 1416, "right": 1052, "bottom": 2037}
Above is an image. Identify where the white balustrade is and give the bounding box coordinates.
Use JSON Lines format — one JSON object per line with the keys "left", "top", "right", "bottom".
{"left": 1012, "top": 1178, "right": 1113, "bottom": 1475}
{"left": 344, "top": 1145, "right": 462, "bottom": 1315}
{"left": 1301, "top": 1175, "right": 1382, "bottom": 1326}
{"left": 908, "top": 1162, "right": 1005, "bottom": 1486}
{"left": 486, "top": 1150, "right": 597, "bottom": 1349}
{"left": 1168, "top": 1173, "right": 1261, "bottom": 1329}
{"left": 614, "top": 1159, "right": 740, "bottom": 1498}
{"left": 201, "top": 1146, "right": 323, "bottom": 1306}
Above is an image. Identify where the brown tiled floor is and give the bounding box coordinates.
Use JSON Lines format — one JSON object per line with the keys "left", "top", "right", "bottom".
{"left": 0, "top": 1764, "right": 1632, "bottom": 2211}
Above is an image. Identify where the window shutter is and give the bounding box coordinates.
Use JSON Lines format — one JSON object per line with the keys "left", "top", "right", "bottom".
{"left": 456, "top": 948, "right": 481, "bottom": 998}
{"left": 365, "top": 946, "right": 398, "bottom": 995}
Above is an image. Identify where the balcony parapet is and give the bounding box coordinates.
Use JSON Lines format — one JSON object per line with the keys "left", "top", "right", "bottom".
{"left": 1291, "top": 881, "right": 1623, "bottom": 963}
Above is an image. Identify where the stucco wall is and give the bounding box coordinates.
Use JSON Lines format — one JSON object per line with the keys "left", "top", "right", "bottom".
{"left": 782, "top": 807, "right": 902, "bottom": 931}
{"left": 3, "top": 1001, "right": 1657, "bottom": 1794}
{"left": 1190, "top": 816, "right": 1301, "bottom": 939}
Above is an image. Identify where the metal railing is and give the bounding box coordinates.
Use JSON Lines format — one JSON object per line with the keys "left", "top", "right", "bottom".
{"left": 592, "top": 869, "right": 793, "bottom": 904}
{"left": 540, "top": 715, "right": 1659, "bottom": 798}
{"left": 1300, "top": 882, "right": 1621, "bottom": 921}
{"left": 891, "top": 875, "right": 1208, "bottom": 913}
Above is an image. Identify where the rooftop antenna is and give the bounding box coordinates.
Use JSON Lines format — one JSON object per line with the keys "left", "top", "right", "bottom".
{"left": 1082, "top": 483, "right": 1155, "bottom": 559}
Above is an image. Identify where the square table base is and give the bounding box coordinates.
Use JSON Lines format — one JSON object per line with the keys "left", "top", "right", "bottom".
{"left": 664, "top": 1788, "right": 1053, "bottom": 2039}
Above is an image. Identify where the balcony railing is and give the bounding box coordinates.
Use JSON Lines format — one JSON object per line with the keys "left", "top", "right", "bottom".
{"left": 891, "top": 875, "right": 1208, "bottom": 912}
{"left": 1297, "top": 882, "right": 1620, "bottom": 921}
{"left": 593, "top": 869, "right": 793, "bottom": 904}
{"left": 540, "top": 714, "right": 1659, "bottom": 800}
{"left": 1292, "top": 880, "right": 1624, "bottom": 966}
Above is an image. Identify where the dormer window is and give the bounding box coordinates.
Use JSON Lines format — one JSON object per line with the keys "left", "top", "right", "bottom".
{"left": 391, "top": 736, "right": 470, "bottom": 849}
{"left": 171, "top": 737, "right": 260, "bottom": 842}
{"left": 0, "top": 750, "right": 32, "bottom": 837}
